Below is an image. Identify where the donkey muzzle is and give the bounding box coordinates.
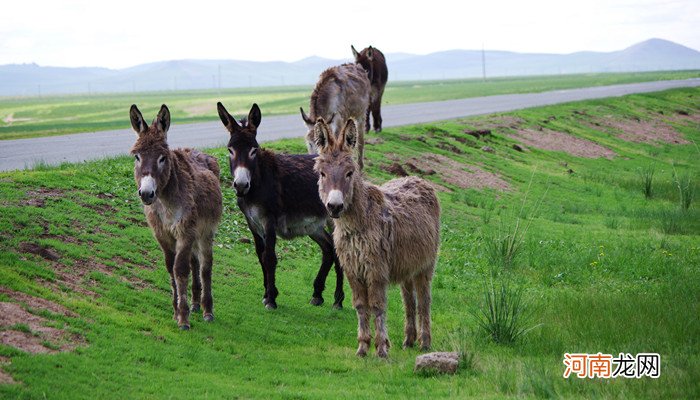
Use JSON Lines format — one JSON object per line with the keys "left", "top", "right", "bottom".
{"left": 233, "top": 167, "right": 251, "bottom": 196}
{"left": 326, "top": 189, "right": 345, "bottom": 218}
{"left": 138, "top": 176, "right": 157, "bottom": 205}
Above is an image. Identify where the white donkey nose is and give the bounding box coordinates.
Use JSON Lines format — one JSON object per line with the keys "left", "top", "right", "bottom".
{"left": 233, "top": 167, "right": 251, "bottom": 195}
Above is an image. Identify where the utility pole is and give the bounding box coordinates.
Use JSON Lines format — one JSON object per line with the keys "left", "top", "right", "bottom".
{"left": 481, "top": 43, "right": 486, "bottom": 81}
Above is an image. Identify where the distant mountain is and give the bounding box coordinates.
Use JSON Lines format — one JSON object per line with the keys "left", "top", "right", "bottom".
{"left": 1, "top": 38, "right": 699, "bottom": 96}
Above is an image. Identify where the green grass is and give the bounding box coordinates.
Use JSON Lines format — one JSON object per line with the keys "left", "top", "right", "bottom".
{"left": 1, "top": 70, "right": 699, "bottom": 140}
{"left": 0, "top": 88, "right": 699, "bottom": 398}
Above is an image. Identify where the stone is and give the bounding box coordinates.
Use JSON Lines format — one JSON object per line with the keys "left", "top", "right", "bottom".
{"left": 414, "top": 351, "right": 460, "bottom": 374}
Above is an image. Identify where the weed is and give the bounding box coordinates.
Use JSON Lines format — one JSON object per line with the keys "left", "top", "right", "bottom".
{"left": 673, "top": 170, "right": 695, "bottom": 211}
{"left": 473, "top": 279, "right": 539, "bottom": 345}
{"left": 638, "top": 164, "right": 655, "bottom": 199}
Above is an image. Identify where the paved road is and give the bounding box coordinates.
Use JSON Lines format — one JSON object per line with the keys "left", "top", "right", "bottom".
{"left": 2, "top": 78, "right": 699, "bottom": 171}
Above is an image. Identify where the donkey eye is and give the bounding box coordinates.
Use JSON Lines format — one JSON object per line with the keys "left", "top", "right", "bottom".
{"left": 320, "top": 172, "right": 326, "bottom": 178}
{"left": 158, "top": 155, "right": 166, "bottom": 164}
{"left": 228, "top": 148, "right": 234, "bottom": 155}
{"left": 134, "top": 154, "right": 140, "bottom": 162}
{"left": 346, "top": 171, "right": 353, "bottom": 178}
{"left": 249, "top": 148, "right": 258, "bottom": 158}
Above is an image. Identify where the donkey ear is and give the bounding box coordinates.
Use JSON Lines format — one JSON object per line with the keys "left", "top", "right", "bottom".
{"left": 217, "top": 102, "right": 240, "bottom": 133}
{"left": 130, "top": 104, "right": 147, "bottom": 135}
{"left": 366, "top": 46, "right": 374, "bottom": 60}
{"left": 313, "top": 118, "right": 335, "bottom": 151}
{"left": 300, "top": 107, "right": 314, "bottom": 127}
{"left": 152, "top": 104, "right": 170, "bottom": 137}
{"left": 341, "top": 119, "right": 358, "bottom": 148}
{"left": 248, "top": 103, "right": 261, "bottom": 130}
{"left": 351, "top": 45, "right": 360, "bottom": 60}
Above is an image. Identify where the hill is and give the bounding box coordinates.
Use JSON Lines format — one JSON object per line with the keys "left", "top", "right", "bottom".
{"left": 1, "top": 39, "right": 699, "bottom": 96}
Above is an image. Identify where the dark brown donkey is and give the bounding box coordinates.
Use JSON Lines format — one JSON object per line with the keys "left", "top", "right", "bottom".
{"left": 217, "top": 102, "right": 344, "bottom": 310}
{"left": 130, "top": 104, "right": 223, "bottom": 330}
{"left": 351, "top": 45, "right": 388, "bottom": 133}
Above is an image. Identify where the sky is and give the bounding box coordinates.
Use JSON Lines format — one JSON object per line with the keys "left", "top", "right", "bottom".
{"left": 0, "top": 0, "right": 698, "bottom": 69}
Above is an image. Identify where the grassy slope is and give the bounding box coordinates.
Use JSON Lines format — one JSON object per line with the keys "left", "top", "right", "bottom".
{"left": 1, "top": 70, "right": 699, "bottom": 140}
{"left": 0, "top": 88, "right": 698, "bottom": 399}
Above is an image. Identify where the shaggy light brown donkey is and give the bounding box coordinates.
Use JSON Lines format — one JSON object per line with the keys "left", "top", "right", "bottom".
{"left": 300, "top": 63, "right": 370, "bottom": 170}
{"left": 130, "top": 104, "right": 223, "bottom": 330}
{"left": 313, "top": 118, "right": 440, "bottom": 358}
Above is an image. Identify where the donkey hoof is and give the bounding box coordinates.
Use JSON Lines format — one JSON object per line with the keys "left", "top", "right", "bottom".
{"left": 179, "top": 324, "right": 190, "bottom": 331}
{"left": 265, "top": 302, "right": 278, "bottom": 310}
{"left": 310, "top": 297, "right": 324, "bottom": 306}
{"left": 376, "top": 348, "right": 389, "bottom": 359}
{"left": 403, "top": 340, "right": 416, "bottom": 349}
{"left": 203, "top": 313, "right": 214, "bottom": 322}
{"left": 262, "top": 297, "right": 269, "bottom": 305}
{"left": 191, "top": 304, "right": 201, "bottom": 313}
{"left": 332, "top": 303, "right": 343, "bottom": 310}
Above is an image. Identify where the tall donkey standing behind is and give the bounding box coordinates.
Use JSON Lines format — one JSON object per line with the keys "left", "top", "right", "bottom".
{"left": 218, "top": 102, "right": 344, "bottom": 310}
{"left": 351, "top": 45, "right": 388, "bottom": 133}
{"left": 313, "top": 118, "right": 441, "bottom": 358}
{"left": 130, "top": 104, "right": 222, "bottom": 330}
{"left": 300, "top": 63, "right": 370, "bottom": 170}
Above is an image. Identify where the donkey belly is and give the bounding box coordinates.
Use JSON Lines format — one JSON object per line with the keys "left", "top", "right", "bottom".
{"left": 277, "top": 214, "right": 327, "bottom": 240}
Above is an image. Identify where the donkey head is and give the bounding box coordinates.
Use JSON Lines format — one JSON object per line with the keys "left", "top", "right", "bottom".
{"left": 217, "top": 102, "right": 262, "bottom": 196}
{"left": 313, "top": 118, "right": 358, "bottom": 218}
{"left": 300, "top": 107, "right": 335, "bottom": 155}
{"left": 351, "top": 45, "right": 375, "bottom": 81}
{"left": 130, "top": 104, "right": 172, "bottom": 206}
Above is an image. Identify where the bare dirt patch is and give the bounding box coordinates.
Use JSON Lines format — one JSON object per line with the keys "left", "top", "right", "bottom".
{"left": 590, "top": 116, "right": 690, "bottom": 145}
{"left": 510, "top": 128, "right": 616, "bottom": 159}
{"left": 0, "top": 287, "right": 77, "bottom": 317}
{"left": 381, "top": 163, "right": 408, "bottom": 177}
{"left": 20, "top": 187, "right": 65, "bottom": 207}
{"left": 462, "top": 115, "right": 524, "bottom": 131}
{"left": 19, "top": 242, "right": 60, "bottom": 261}
{"left": 2, "top": 113, "right": 33, "bottom": 126}
{"left": 388, "top": 153, "right": 509, "bottom": 191}
{"left": 0, "top": 355, "right": 15, "bottom": 385}
{"left": 0, "top": 302, "right": 83, "bottom": 354}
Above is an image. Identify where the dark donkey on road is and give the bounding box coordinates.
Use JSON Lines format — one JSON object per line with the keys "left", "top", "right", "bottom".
{"left": 130, "top": 104, "right": 223, "bottom": 330}
{"left": 352, "top": 45, "right": 388, "bottom": 133}
{"left": 217, "top": 102, "right": 344, "bottom": 310}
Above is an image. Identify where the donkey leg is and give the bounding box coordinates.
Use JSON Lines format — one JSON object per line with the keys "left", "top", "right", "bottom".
{"left": 369, "top": 280, "right": 390, "bottom": 358}
{"left": 356, "top": 121, "right": 366, "bottom": 171}
{"left": 190, "top": 254, "right": 201, "bottom": 313}
{"left": 173, "top": 241, "right": 193, "bottom": 330}
{"left": 332, "top": 254, "right": 345, "bottom": 309}
{"left": 372, "top": 95, "right": 383, "bottom": 132}
{"left": 262, "top": 225, "right": 279, "bottom": 309}
{"left": 251, "top": 233, "right": 267, "bottom": 304}
{"left": 365, "top": 108, "right": 371, "bottom": 134}
{"left": 199, "top": 238, "right": 214, "bottom": 322}
{"left": 415, "top": 270, "right": 433, "bottom": 350}
{"left": 400, "top": 279, "right": 417, "bottom": 348}
{"left": 347, "top": 276, "right": 370, "bottom": 356}
{"left": 308, "top": 230, "right": 335, "bottom": 306}
{"left": 157, "top": 238, "right": 177, "bottom": 321}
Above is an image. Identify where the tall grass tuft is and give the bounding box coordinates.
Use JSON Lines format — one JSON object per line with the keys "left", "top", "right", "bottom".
{"left": 484, "top": 172, "right": 547, "bottom": 269}
{"left": 473, "top": 279, "right": 538, "bottom": 345}
{"left": 638, "top": 164, "right": 655, "bottom": 199}
{"left": 673, "top": 171, "right": 695, "bottom": 211}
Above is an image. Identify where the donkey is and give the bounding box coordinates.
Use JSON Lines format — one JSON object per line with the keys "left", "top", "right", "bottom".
{"left": 217, "top": 102, "right": 344, "bottom": 310}
{"left": 313, "top": 118, "right": 440, "bottom": 358}
{"left": 129, "top": 104, "right": 222, "bottom": 330}
{"left": 300, "top": 63, "right": 370, "bottom": 170}
{"left": 351, "top": 45, "right": 388, "bottom": 133}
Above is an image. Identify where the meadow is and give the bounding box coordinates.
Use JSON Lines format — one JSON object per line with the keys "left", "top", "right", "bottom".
{"left": 0, "top": 88, "right": 698, "bottom": 398}
{"left": 0, "top": 70, "right": 699, "bottom": 140}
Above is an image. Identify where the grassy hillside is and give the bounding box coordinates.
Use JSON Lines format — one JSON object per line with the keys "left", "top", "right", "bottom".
{"left": 0, "top": 88, "right": 698, "bottom": 398}
{"left": 1, "top": 70, "right": 699, "bottom": 140}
